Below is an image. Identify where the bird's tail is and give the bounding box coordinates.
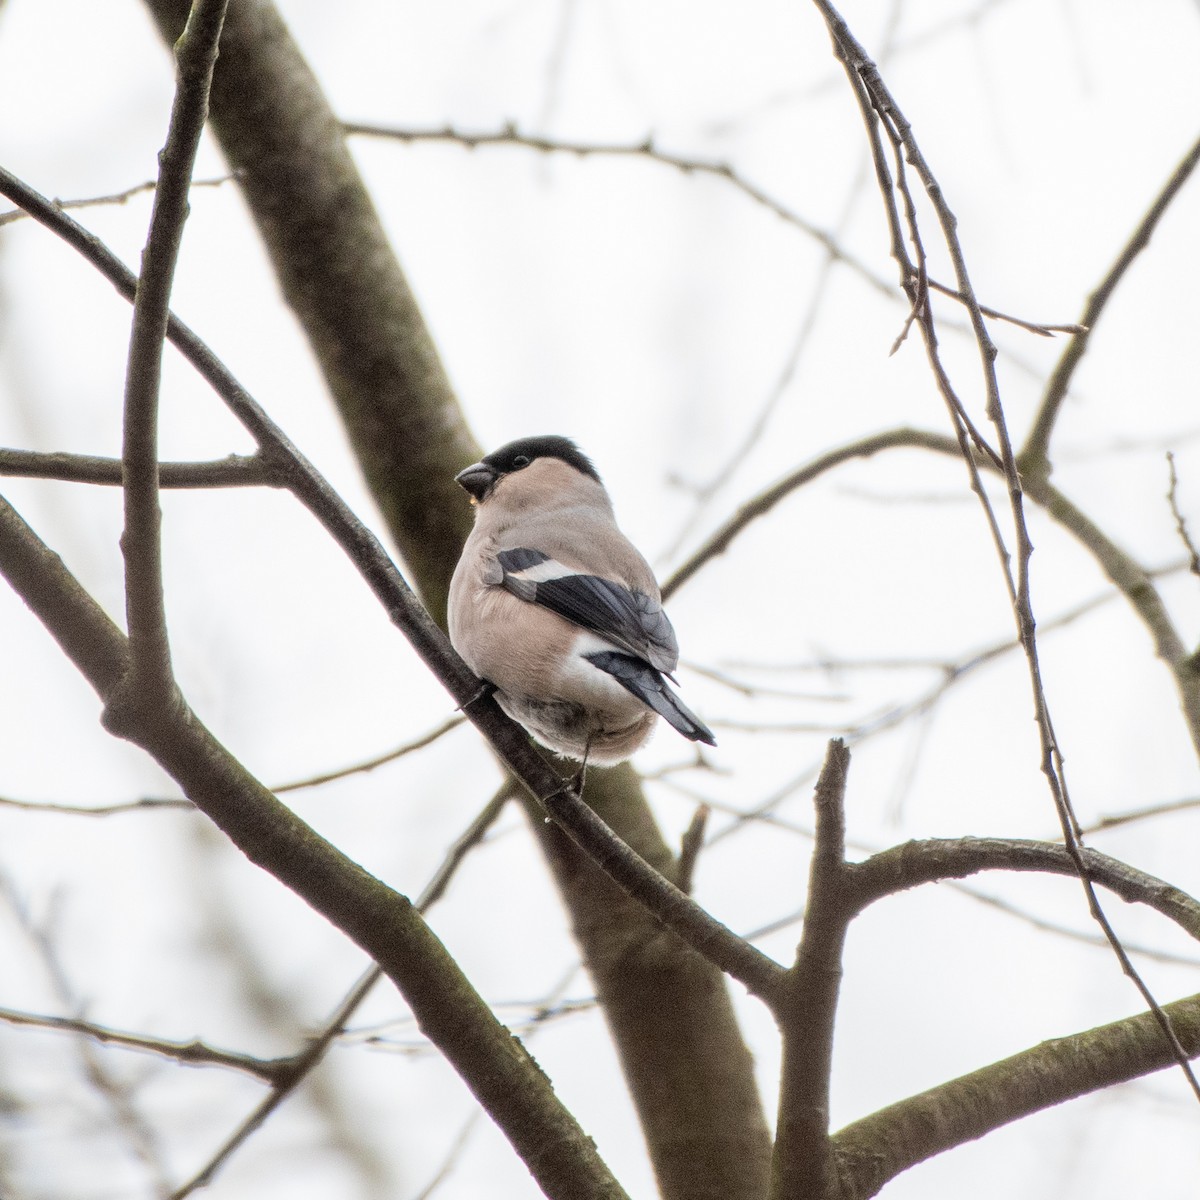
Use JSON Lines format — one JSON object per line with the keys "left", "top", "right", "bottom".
{"left": 586, "top": 652, "right": 716, "bottom": 746}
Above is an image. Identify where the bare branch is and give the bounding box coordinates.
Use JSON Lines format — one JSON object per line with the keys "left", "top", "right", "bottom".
{"left": 0, "top": 173, "right": 236, "bottom": 227}
{"left": 169, "top": 962, "right": 382, "bottom": 1200}
{"left": 0, "top": 449, "right": 274, "bottom": 488}
{"left": 344, "top": 120, "right": 895, "bottom": 297}
{"left": 663, "top": 428, "right": 962, "bottom": 600}
{"left": 846, "top": 838, "right": 1200, "bottom": 942}
{"left": 1167, "top": 452, "right": 1200, "bottom": 580}
{"left": 1022, "top": 131, "right": 1200, "bottom": 473}
{"left": 810, "top": 0, "right": 1200, "bottom": 1103}
{"left": 925, "top": 279, "right": 1087, "bottom": 338}
{"left": 771, "top": 739, "right": 853, "bottom": 1199}
{"left": 675, "top": 804, "right": 710, "bottom": 896}
{"left": 831, "top": 992, "right": 1200, "bottom": 1200}
{"left": 542, "top": 781, "right": 786, "bottom": 1001}
{"left": 172, "top": 781, "right": 515, "bottom": 1197}
{"left": 273, "top": 715, "right": 466, "bottom": 793}
{"left": 0, "top": 793, "right": 193, "bottom": 816}
{"left": 0, "top": 161, "right": 772, "bottom": 1052}
{"left": 1084, "top": 794, "right": 1200, "bottom": 835}
{"left": 0, "top": 492, "right": 631, "bottom": 1200}
{"left": 111, "top": 0, "right": 229, "bottom": 723}
{"left": 0, "top": 1006, "right": 281, "bottom": 1081}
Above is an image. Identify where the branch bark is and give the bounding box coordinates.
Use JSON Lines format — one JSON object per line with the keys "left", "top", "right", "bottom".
{"left": 830, "top": 993, "right": 1200, "bottom": 1200}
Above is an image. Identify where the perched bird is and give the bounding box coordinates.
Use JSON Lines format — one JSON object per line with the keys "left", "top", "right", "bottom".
{"left": 448, "top": 435, "right": 716, "bottom": 766}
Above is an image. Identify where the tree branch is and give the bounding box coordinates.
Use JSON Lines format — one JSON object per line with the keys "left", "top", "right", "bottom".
{"left": 846, "top": 837, "right": 1200, "bottom": 941}
{"left": 771, "top": 740, "right": 853, "bottom": 1199}
{"left": 0, "top": 449, "right": 273, "bottom": 488}
{"left": 1021, "top": 131, "right": 1200, "bottom": 474}
{"left": 112, "top": 0, "right": 228, "bottom": 721}
{"left": 831, "top": 993, "right": 1200, "bottom": 1200}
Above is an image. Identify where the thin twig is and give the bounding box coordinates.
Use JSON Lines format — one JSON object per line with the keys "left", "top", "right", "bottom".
{"left": 273, "top": 715, "right": 465, "bottom": 793}
{"left": 1166, "top": 452, "right": 1200, "bottom": 579}
{"left": 346, "top": 120, "right": 1084, "bottom": 349}
{"left": 170, "top": 962, "right": 381, "bottom": 1200}
{"left": 344, "top": 120, "right": 893, "bottom": 296}
{"left": 1022, "top": 131, "right": 1200, "bottom": 472}
{"left": 926, "top": 279, "right": 1087, "bottom": 337}
{"left": 0, "top": 174, "right": 236, "bottom": 227}
{"left": 0, "top": 793, "right": 193, "bottom": 816}
{"left": 1084, "top": 794, "right": 1200, "bottom": 835}
{"left": 662, "top": 428, "right": 964, "bottom": 600}
{"left": 0, "top": 1006, "right": 282, "bottom": 1080}
{"left": 675, "top": 805, "right": 710, "bottom": 896}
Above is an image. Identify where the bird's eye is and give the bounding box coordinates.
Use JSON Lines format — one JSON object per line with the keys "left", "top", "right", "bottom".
{"left": 512, "top": 455, "right": 530, "bottom": 468}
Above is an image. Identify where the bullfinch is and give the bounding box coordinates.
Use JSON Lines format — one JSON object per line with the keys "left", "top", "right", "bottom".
{"left": 448, "top": 436, "right": 716, "bottom": 766}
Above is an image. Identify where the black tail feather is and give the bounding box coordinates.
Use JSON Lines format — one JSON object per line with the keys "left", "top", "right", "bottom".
{"left": 586, "top": 651, "right": 716, "bottom": 746}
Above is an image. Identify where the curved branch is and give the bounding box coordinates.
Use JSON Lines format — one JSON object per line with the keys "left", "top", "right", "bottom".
{"left": 662, "top": 429, "right": 960, "bottom": 600}
{"left": 846, "top": 837, "right": 1200, "bottom": 942}
{"left": 667, "top": 420, "right": 1200, "bottom": 758}
{"left": 831, "top": 992, "right": 1200, "bottom": 1200}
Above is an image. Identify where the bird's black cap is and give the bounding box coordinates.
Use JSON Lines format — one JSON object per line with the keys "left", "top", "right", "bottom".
{"left": 481, "top": 436, "right": 601, "bottom": 483}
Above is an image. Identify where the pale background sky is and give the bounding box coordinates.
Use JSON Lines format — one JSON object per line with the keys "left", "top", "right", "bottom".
{"left": 0, "top": 1, "right": 1199, "bottom": 1197}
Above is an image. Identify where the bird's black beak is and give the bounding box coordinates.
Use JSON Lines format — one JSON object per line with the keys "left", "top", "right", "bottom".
{"left": 454, "top": 461, "right": 498, "bottom": 502}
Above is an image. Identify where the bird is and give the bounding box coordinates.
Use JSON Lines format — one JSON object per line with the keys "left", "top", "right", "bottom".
{"left": 448, "top": 435, "right": 716, "bottom": 767}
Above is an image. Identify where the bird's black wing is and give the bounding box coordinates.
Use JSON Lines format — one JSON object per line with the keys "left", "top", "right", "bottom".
{"left": 496, "top": 547, "right": 678, "bottom": 672}
{"left": 586, "top": 651, "right": 716, "bottom": 745}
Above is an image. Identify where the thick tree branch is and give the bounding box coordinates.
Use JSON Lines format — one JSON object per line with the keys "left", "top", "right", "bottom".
{"left": 830, "top": 993, "right": 1200, "bottom": 1200}
{"left": 771, "top": 740, "right": 853, "bottom": 1199}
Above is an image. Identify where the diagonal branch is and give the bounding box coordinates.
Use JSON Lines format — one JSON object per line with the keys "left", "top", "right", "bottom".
{"left": 1022, "top": 131, "right": 1200, "bottom": 474}
{"left": 831, "top": 992, "right": 1200, "bottom": 1200}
